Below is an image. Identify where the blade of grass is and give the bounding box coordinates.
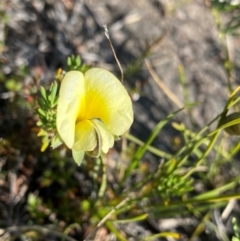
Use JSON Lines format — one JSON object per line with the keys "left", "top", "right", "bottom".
{"left": 143, "top": 232, "right": 182, "bottom": 241}
{"left": 62, "top": 223, "right": 81, "bottom": 241}
{"left": 114, "top": 213, "right": 148, "bottom": 224}
{"left": 105, "top": 221, "right": 128, "bottom": 241}
{"left": 122, "top": 104, "right": 194, "bottom": 183}
{"left": 189, "top": 212, "right": 211, "bottom": 241}
{"left": 178, "top": 64, "right": 197, "bottom": 126}
{"left": 181, "top": 86, "right": 240, "bottom": 178}
{"left": 182, "top": 128, "right": 220, "bottom": 179}
{"left": 190, "top": 177, "right": 240, "bottom": 201}
{"left": 173, "top": 122, "right": 232, "bottom": 160}
{"left": 164, "top": 113, "right": 221, "bottom": 171}
{"left": 146, "top": 202, "right": 227, "bottom": 218}
{"left": 126, "top": 133, "right": 172, "bottom": 159}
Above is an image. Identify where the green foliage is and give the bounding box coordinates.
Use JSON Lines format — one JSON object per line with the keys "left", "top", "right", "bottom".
{"left": 3, "top": 3, "right": 240, "bottom": 239}
{"left": 37, "top": 81, "right": 61, "bottom": 151}
{"left": 0, "top": 2, "right": 9, "bottom": 53}
{"left": 232, "top": 217, "right": 240, "bottom": 241}
{"left": 27, "top": 194, "right": 49, "bottom": 223}
{"left": 2, "top": 0, "right": 240, "bottom": 240}
{"left": 31, "top": 50, "right": 240, "bottom": 240}
{"left": 37, "top": 55, "right": 91, "bottom": 152}
{"left": 211, "top": 0, "right": 240, "bottom": 13}
{"left": 66, "top": 55, "right": 91, "bottom": 72}
{"left": 210, "top": 0, "right": 240, "bottom": 97}
{"left": 5, "top": 78, "right": 22, "bottom": 92}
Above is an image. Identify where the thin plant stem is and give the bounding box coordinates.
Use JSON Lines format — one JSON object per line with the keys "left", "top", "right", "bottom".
{"left": 103, "top": 24, "right": 123, "bottom": 83}
{"left": 98, "top": 155, "right": 107, "bottom": 198}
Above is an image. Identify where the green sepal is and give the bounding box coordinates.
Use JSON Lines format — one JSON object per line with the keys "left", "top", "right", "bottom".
{"left": 51, "top": 134, "right": 62, "bottom": 149}
{"left": 72, "top": 150, "right": 85, "bottom": 166}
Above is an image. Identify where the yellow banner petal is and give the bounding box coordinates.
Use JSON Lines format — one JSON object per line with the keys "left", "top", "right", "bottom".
{"left": 57, "top": 71, "right": 86, "bottom": 148}
{"left": 83, "top": 68, "right": 133, "bottom": 136}
{"left": 73, "top": 120, "right": 97, "bottom": 152}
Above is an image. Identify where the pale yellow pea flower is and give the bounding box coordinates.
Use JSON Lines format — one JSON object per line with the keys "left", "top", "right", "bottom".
{"left": 57, "top": 68, "right": 133, "bottom": 165}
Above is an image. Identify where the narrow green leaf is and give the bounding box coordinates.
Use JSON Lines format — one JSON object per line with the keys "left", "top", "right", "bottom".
{"left": 37, "top": 97, "right": 47, "bottom": 110}
{"left": 75, "top": 56, "right": 81, "bottom": 66}
{"left": 126, "top": 133, "right": 171, "bottom": 159}
{"left": 114, "top": 214, "right": 148, "bottom": 224}
{"left": 51, "top": 134, "right": 62, "bottom": 149}
{"left": 37, "top": 108, "right": 46, "bottom": 117}
{"left": 49, "top": 82, "right": 58, "bottom": 107}
{"left": 104, "top": 221, "right": 128, "bottom": 241}
{"left": 40, "top": 86, "right": 47, "bottom": 101}
{"left": 143, "top": 232, "right": 181, "bottom": 241}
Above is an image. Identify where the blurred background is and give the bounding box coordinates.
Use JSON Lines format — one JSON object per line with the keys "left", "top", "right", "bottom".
{"left": 1, "top": 0, "right": 240, "bottom": 240}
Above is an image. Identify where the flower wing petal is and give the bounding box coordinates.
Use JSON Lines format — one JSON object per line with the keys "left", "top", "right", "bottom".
{"left": 57, "top": 71, "right": 85, "bottom": 148}
{"left": 73, "top": 120, "right": 97, "bottom": 152}
{"left": 92, "top": 119, "right": 114, "bottom": 153}
{"left": 83, "top": 68, "right": 133, "bottom": 136}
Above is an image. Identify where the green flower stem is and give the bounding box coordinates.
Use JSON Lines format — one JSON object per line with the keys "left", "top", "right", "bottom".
{"left": 98, "top": 155, "right": 107, "bottom": 198}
